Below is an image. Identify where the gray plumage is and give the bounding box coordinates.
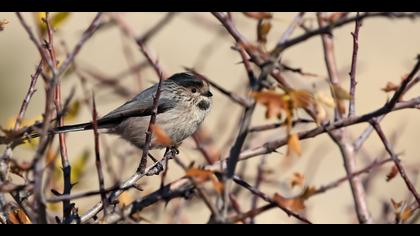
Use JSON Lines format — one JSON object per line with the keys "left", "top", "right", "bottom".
{"left": 54, "top": 72, "right": 212, "bottom": 149}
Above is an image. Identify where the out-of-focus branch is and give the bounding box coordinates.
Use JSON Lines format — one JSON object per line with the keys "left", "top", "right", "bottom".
{"left": 348, "top": 12, "right": 361, "bottom": 117}
{"left": 317, "top": 12, "right": 373, "bottom": 224}
{"left": 370, "top": 120, "right": 420, "bottom": 206}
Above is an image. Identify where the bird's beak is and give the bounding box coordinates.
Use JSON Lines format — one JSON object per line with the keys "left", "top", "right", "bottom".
{"left": 202, "top": 91, "right": 213, "bottom": 97}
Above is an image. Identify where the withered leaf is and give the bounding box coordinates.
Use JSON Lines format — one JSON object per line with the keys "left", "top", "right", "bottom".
{"left": 382, "top": 82, "right": 399, "bottom": 93}
{"left": 151, "top": 124, "right": 173, "bottom": 146}
{"left": 185, "top": 168, "right": 223, "bottom": 194}
{"left": 243, "top": 12, "right": 273, "bottom": 20}
{"left": 7, "top": 208, "right": 31, "bottom": 224}
{"left": 287, "top": 133, "right": 302, "bottom": 157}
{"left": 386, "top": 165, "right": 398, "bottom": 182}
{"left": 289, "top": 90, "right": 315, "bottom": 109}
{"left": 257, "top": 19, "right": 272, "bottom": 44}
{"left": 290, "top": 172, "right": 305, "bottom": 188}
{"left": 251, "top": 91, "right": 288, "bottom": 119}
{"left": 0, "top": 19, "right": 9, "bottom": 31}
{"left": 331, "top": 84, "right": 352, "bottom": 100}
{"left": 273, "top": 193, "right": 305, "bottom": 212}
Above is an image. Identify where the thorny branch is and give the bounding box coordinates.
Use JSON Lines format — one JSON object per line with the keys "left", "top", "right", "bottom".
{"left": 2, "top": 12, "right": 420, "bottom": 224}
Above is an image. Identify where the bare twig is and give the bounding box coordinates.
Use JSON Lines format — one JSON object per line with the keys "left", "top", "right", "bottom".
{"left": 91, "top": 93, "right": 108, "bottom": 216}
{"left": 136, "top": 12, "right": 176, "bottom": 44}
{"left": 232, "top": 176, "right": 312, "bottom": 224}
{"left": 317, "top": 12, "right": 373, "bottom": 224}
{"left": 249, "top": 155, "right": 266, "bottom": 224}
{"left": 348, "top": 12, "right": 361, "bottom": 117}
{"left": 370, "top": 120, "right": 420, "bottom": 206}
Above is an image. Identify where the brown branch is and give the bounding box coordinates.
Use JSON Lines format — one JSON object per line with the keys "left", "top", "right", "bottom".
{"left": 348, "top": 12, "right": 361, "bottom": 117}
{"left": 185, "top": 68, "right": 252, "bottom": 107}
{"left": 232, "top": 176, "right": 312, "bottom": 224}
{"left": 370, "top": 120, "right": 420, "bottom": 206}
{"left": 276, "top": 12, "right": 420, "bottom": 53}
{"left": 249, "top": 155, "right": 266, "bottom": 224}
{"left": 136, "top": 12, "right": 176, "bottom": 44}
{"left": 317, "top": 12, "right": 372, "bottom": 224}
{"left": 91, "top": 93, "right": 108, "bottom": 216}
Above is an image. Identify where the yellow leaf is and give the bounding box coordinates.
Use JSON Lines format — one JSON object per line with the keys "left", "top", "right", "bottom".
{"left": 315, "top": 91, "right": 335, "bottom": 108}
{"left": 70, "top": 150, "right": 90, "bottom": 184}
{"left": 289, "top": 90, "right": 314, "bottom": 109}
{"left": 243, "top": 12, "right": 273, "bottom": 20}
{"left": 290, "top": 172, "right": 305, "bottom": 188}
{"left": 7, "top": 208, "right": 31, "bottom": 224}
{"left": 34, "top": 12, "right": 71, "bottom": 36}
{"left": 185, "top": 168, "right": 224, "bottom": 194}
{"left": 64, "top": 100, "right": 81, "bottom": 123}
{"left": 151, "top": 124, "right": 173, "bottom": 146}
{"left": 118, "top": 191, "right": 133, "bottom": 208}
{"left": 257, "top": 19, "right": 272, "bottom": 44}
{"left": 287, "top": 133, "right": 301, "bottom": 157}
{"left": 331, "top": 84, "right": 352, "bottom": 100}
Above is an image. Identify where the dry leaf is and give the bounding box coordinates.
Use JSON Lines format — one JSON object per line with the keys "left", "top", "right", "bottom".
{"left": 64, "top": 100, "right": 81, "bottom": 122}
{"left": 243, "top": 12, "right": 272, "bottom": 20}
{"left": 290, "top": 172, "right": 305, "bottom": 188}
{"left": 391, "top": 198, "right": 402, "bottom": 209}
{"left": 257, "top": 19, "right": 272, "bottom": 44}
{"left": 331, "top": 84, "right": 352, "bottom": 100}
{"left": 251, "top": 91, "right": 288, "bottom": 119}
{"left": 382, "top": 82, "right": 399, "bottom": 92}
{"left": 289, "top": 90, "right": 314, "bottom": 109}
{"left": 273, "top": 193, "right": 305, "bottom": 212}
{"left": 386, "top": 165, "right": 398, "bottom": 182}
{"left": 323, "top": 12, "right": 348, "bottom": 23}
{"left": 185, "top": 168, "right": 223, "bottom": 194}
{"left": 0, "top": 19, "right": 9, "bottom": 31}
{"left": 400, "top": 207, "right": 413, "bottom": 222}
{"left": 7, "top": 208, "right": 31, "bottom": 224}
{"left": 70, "top": 150, "right": 90, "bottom": 184}
{"left": 287, "top": 133, "right": 302, "bottom": 157}
{"left": 118, "top": 191, "right": 133, "bottom": 208}
{"left": 151, "top": 124, "right": 173, "bottom": 146}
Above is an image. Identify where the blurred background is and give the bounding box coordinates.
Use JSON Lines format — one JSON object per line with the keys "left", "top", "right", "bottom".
{"left": 0, "top": 12, "right": 420, "bottom": 223}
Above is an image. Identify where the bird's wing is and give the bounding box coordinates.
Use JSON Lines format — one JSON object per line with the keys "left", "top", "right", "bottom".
{"left": 97, "top": 85, "right": 176, "bottom": 127}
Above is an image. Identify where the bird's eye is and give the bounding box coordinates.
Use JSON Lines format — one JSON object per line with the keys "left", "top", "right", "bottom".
{"left": 191, "top": 88, "right": 197, "bottom": 93}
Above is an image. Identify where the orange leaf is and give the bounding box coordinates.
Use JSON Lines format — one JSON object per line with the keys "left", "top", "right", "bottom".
{"left": 290, "top": 172, "right": 305, "bottom": 188}
{"left": 0, "top": 19, "right": 8, "bottom": 31}
{"left": 151, "top": 124, "right": 173, "bottom": 146}
{"left": 386, "top": 165, "right": 398, "bottom": 182}
{"left": 7, "top": 208, "right": 31, "bottom": 224}
{"left": 287, "top": 133, "right": 302, "bottom": 157}
{"left": 185, "top": 168, "right": 223, "bottom": 194}
{"left": 243, "top": 12, "right": 272, "bottom": 20}
{"left": 257, "top": 19, "right": 272, "bottom": 44}
{"left": 400, "top": 207, "right": 413, "bottom": 222}
{"left": 382, "top": 82, "right": 399, "bottom": 92}
{"left": 273, "top": 193, "right": 305, "bottom": 212}
{"left": 289, "top": 90, "right": 314, "bottom": 109}
{"left": 251, "top": 91, "right": 288, "bottom": 119}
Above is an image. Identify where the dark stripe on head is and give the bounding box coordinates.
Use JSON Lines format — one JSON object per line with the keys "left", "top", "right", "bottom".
{"left": 168, "top": 72, "right": 204, "bottom": 88}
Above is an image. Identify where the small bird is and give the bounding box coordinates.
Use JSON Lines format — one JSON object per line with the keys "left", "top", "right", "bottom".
{"left": 53, "top": 72, "right": 213, "bottom": 149}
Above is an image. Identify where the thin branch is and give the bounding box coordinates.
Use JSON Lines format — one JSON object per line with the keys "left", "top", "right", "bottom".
{"left": 370, "top": 120, "right": 420, "bottom": 206}
{"left": 348, "top": 12, "right": 361, "bottom": 117}
{"left": 185, "top": 68, "right": 252, "bottom": 107}
{"left": 136, "top": 12, "right": 176, "bottom": 44}
{"left": 276, "top": 12, "right": 420, "bottom": 53}
{"left": 232, "top": 176, "right": 312, "bottom": 224}
{"left": 277, "top": 12, "right": 306, "bottom": 45}
{"left": 317, "top": 12, "right": 372, "bottom": 224}
{"left": 91, "top": 93, "right": 108, "bottom": 216}
{"left": 249, "top": 155, "right": 266, "bottom": 224}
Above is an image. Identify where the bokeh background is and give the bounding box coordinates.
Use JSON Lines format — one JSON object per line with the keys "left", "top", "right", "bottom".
{"left": 1, "top": 12, "right": 420, "bottom": 223}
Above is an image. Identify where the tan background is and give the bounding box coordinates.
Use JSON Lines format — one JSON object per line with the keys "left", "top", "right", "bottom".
{"left": 0, "top": 12, "right": 419, "bottom": 223}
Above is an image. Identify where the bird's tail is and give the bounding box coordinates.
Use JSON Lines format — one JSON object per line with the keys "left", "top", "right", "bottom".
{"left": 0, "top": 122, "right": 94, "bottom": 145}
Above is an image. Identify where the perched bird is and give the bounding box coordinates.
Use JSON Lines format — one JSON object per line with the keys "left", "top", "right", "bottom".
{"left": 53, "top": 72, "right": 213, "bottom": 149}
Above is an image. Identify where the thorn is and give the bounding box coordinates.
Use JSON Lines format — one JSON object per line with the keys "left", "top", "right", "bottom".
{"left": 50, "top": 189, "right": 61, "bottom": 196}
